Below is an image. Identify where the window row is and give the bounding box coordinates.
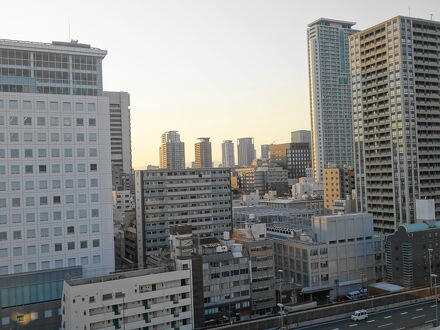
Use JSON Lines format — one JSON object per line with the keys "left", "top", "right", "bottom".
{"left": 0, "top": 163, "right": 98, "bottom": 175}
{"left": 0, "top": 226, "right": 100, "bottom": 243}
{"left": 1, "top": 115, "right": 96, "bottom": 127}
{"left": 0, "top": 132, "right": 97, "bottom": 142}
{"left": 0, "top": 100, "right": 96, "bottom": 111}
{"left": 0, "top": 178, "right": 98, "bottom": 191}
{"left": 0, "top": 195, "right": 100, "bottom": 208}
{"left": 0, "top": 209, "right": 100, "bottom": 224}
{"left": 0, "top": 147, "right": 98, "bottom": 158}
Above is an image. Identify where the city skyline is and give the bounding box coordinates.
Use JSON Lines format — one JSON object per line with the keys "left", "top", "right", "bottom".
{"left": 1, "top": 0, "right": 438, "bottom": 168}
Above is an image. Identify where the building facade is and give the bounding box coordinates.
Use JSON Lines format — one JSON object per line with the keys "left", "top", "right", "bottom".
{"left": 308, "top": 19, "right": 358, "bottom": 181}
{"left": 221, "top": 140, "right": 235, "bottom": 168}
{"left": 291, "top": 130, "right": 311, "bottom": 144}
{"left": 159, "top": 131, "right": 185, "bottom": 169}
{"left": 0, "top": 39, "right": 115, "bottom": 278}
{"left": 286, "top": 143, "right": 311, "bottom": 180}
{"left": 351, "top": 16, "right": 440, "bottom": 233}
{"left": 236, "top": 166, "right": 288, "bottom": 196}
{"left": 135, "top": 168, "right": 232, "bottom": 265}
{"left": 237, "top": 138, "right": 256, "bottom": 167}
{"left": 323, "top": 166, "right": 355, "bottom": 210}
{"left": 104, "top": 91, "right": 132, "bottom": 189}
{"left": 260, "top": 144, "right": 269, "bottom": 160}
{"left": 61, "top": 264, "right": 194, "bottom": 330}
{"left": 195, "top": 137, "right": 213, "bottom": 168}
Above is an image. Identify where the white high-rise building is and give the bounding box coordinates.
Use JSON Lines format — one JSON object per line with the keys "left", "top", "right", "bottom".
{"left": 0, "top": 39, "right": 114, "bottom": 277}
{"left": 307, "top": 18, "right": 358, "bottom": 181}
{"left": 237, "top": 137, "right": 255, "bottom": 166}
{"left": 159, "top": 130, "right": 185, "bottom": 169}
{"left": 221, "top": 140, "right": 235, "bottom": 167}
{"left": 104, "top": 91, "right": 132, "bottom": 175}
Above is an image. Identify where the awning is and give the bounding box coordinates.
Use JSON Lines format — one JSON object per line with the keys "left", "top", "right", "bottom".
{"left": 301, "top": 286, "right": 333, "bottom": 294}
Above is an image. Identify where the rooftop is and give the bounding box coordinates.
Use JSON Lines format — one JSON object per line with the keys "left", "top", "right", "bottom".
{"left": 308, "top": 18, "right": 356, "bottom": 28}
{"left": 0, "top": 39, "right": 107, "bottom": 57}
{"left": 402, "top": 221, "right": 440, "bottom": 232}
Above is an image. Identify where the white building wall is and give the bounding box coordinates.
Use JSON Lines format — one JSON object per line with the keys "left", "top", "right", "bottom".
{"left": 0, "top": 93, "right": 114, "bottom": 277}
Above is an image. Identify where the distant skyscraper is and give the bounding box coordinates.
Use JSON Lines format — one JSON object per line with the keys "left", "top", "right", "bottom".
{"left": 194, "top": 137, "right": 212, "bottom": 168}
{"left": 307, "top": 18, "right": 358, "bottom": 181}
{"left": 221, "top": 140, "right": 235, "bottom": 167}
{"left": 261, "top": 144, "right": 270, "bottom": 160}
{"left": 350, "top": 16, "right": 440, "bottom": 233}
{"left": 291, "top": 130, "right": 311, "bottom": 144}
{"left": 159, "top": 131, "right": 185, "bottom": 169}
{"left": 237, "top": 137, "right": 256, "bottom": 166}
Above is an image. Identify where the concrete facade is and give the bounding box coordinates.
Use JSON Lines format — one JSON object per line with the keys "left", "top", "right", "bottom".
{"left": 159, "top": 131, "right": 185, "bottom": 170}
{"left": 237, "top": 138, "right": 256, "bottom": 167}
{"left": 195, "top": 137, "right": 213, "bottom": 168}
{"left": 323, "top": 167, "right": 355, "bottom": 210}
{"left": 222, "top": 140, "right": 235, "bottom": 168}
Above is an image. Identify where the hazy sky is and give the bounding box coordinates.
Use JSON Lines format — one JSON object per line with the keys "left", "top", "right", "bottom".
{"left": 1, "top": 0, "right": 438, "bottom": 168}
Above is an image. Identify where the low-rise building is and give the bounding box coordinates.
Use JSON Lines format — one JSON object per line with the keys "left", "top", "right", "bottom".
{"left": 61, "top": 263, "right": 194, "bottom": 330}
{"left": 323, "top": 166, "right": 355, "bottom": 211}
{"left": 267, "top": 213, "right": 383, "bottom": 301}
{"left": 236, "top": 166, "right": 288, "bottom": 196}
{"left": 292, "top": 177, "right": 323, "bottom": 199}
{"left": 259, "top": 198, "right": 325, "bottom": 216}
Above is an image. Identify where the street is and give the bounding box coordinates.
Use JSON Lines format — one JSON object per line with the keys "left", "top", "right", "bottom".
{"left": 297, "top": 300, "right": 439, "bottom": 330}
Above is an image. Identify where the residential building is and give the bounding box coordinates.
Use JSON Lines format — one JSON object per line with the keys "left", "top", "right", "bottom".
{"left": 222, "top": 140, "right": 235, "bottom": 168}
{"left": 351, "top": 16, "right": 440, "bottom": 233}
{"left": 61, "top": 263, "right": 194, "bottom": 330}
{"left": 323, "top": 166, "right": 355, "bottom": 210}
{"left": 286, "top": 143, "right": 311, "bottom": 180}
{"left": 233, "top": 223, "right": 276, "bottom": 316}
{"left": 308, "top": 18, "right": 358, "bottom": 181}
{"left": 291, "top": 130, "right": 311, "bottom": 144}
{"left": 114, "top": 209, "right": 137, "bottom": 269}
{"left": 237, "top": 138, "right": 256, "bottom": 166}
{"left": 112, "top": 190, "right": 135, "bottom": 213}
{"left": 134, "top": 168, "right": 232, "bottom": 265}
{"left": 236, "top": 166, "right": 288, "bottom": 196}
{"left": 332, "top": 198, "right": 357, "bottom": 215}
{"left": 104, "top": 91, "right": 132, "bottom": 189}
{"left": 259, "top": 198, "right": 325, "bottom": 216}
{"left": 159, "top": 131, "right": 185, "bottom": 169}
{"left": 195, "top": 137, "right": 212, "bottom": 168}
{"left": 260, "top": 144, "right": 270, "bottom": 160}
{"left": 267, "top": 213, "right": 383, "bottom": 301}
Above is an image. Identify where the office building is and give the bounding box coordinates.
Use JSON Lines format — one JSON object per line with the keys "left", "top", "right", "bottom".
{"left": 135, "top": 168, "right": 232, "bottom": 265}
{"left": 0, "top": 38, "right": 115, "bottom": 329}
{"left": 286, "top": 143, "right": 311, "bottom": 180}
{"left": 222, "top": 140, "right": 235, "bottom": 167}
{"left": 350, "top": 16, "right": 440, "bottom": 233}
{"left": 268, "top": 213, "right": 383, "bottom": 300}
{"left": 308, "top": 18, "right": 358, "bottom": 181}
{"left": 195, "top": 137, "right": 212, "bottom": 168}
{"left": 268, "top": 143, "right": 291, "bottom": 169}
{"left": 104, "top": 91, "right": 132, "bottom": 189}
{"left": 323, "top": 166, "right": 355, "bottom": 210}
{"left": 159, "top": 131, "right": 185, "bottom": 169}
{"left": 236, "top": 166, "right": 288, "bottom": 196}
{"left": 260, "top": 144, "right": 270, "bottom": 160}
{"left": 61, "top": 263, "right": 194, "bottom": 330}
{"left": 237, "top": 137, "right": 256, "bottom": 166}
{"left": 291, "top": 177, "right": 324, "bottom": 200}
{"left": 291, "top": 130, "right": 311, "bottom": 144}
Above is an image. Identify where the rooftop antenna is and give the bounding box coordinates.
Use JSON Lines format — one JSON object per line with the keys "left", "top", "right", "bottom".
{"left": 430, "top": 14, "right": 434, "bottom": 20}
{"left": 408, "top": 7, "right": 411, "bottom": 17}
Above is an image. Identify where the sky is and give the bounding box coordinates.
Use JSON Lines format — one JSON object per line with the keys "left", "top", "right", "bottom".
{"left": 0, "top": 0, "right": 439, "bottom": 168}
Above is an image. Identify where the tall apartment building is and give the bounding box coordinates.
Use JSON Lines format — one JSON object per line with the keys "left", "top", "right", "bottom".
{"left": 286, "top": 143, "right": 311, "bottom": 180}
{"left": 104, "top": 91, "right": 132, "bottom": 189}
{"left": 291, "top": 130, "right": 311, "bottom": 144}
{"left": 0, "top": 39, "right": 114, "bottom": 329}
{"left": 159, "top": 131, "right": 185, "bottom": 169}
{"left": 194, "top": 137, "right": 212, "bottom": 168}
{"left": 134, "top": 168, "right": 232, "bottom": 265}
{"left": 308, "top": 19, "right": 358, "bottom": 181}
{"left": 260, "top": 144, "right": 270, "bottom": 160}
{"left": 323, "top": 166, "right": 355, "bottom": 210}
{"left": 61, "top": 263, "right": 194, "bottom": 330}
{"left": 237, "top": 137, "right": 256, "bottom": 166}
{"left": 221, "top": 140, "right": 235, "bottom": 167}
{"left": 350, "top": 16, "right": 440, "bottom": 233}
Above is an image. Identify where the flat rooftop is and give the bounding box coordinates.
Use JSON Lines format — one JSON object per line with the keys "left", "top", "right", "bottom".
{"left": 308, "top": 18, "right": 356, "bottom": 28}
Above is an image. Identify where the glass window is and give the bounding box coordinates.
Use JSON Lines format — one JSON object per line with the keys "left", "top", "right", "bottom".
{"left": 75, "top": 103, "right": 84, "bottom": 111}
{"left": 91, "top": 193, "right": 98, "bottom": 202}
{"left": 25, "top": 165, "right": 33, "bottom": 174}
{"left": 90, "top": 164, "right": 97, "bottom": 171}
{"left": 26, "top": 229, "right": 35, "bottom": 238}
{"left": 55, "top": 243, "right": 62, "bottom": 251}
{"left": 11, "top": 165, "right": 20, "bottom": 174}
{"left": 13, "top": 247, "right": 22, "bottom": 256}
{"left": 23, "top": 101, "right": 32, "bottom": 109}
{"left": 66, "top": 210, "right": 74, "bottom": 219}
{"left": 37, "top": 117, "right": 46, "bottom": 126}
{"left": 40, "top": 228, "right": 49, "bottom": 237}
{"left": 0, "top": 249, "right": 8, "bottom": 258}
{"left": 89, "top": 133, "right": 97, "bottom": 142}
{"left": 54, "top": 227, "right": 62, "bottom": 236}
{"left": 24, "top": 133, "right": 33, "bottom": 142}
{"left": 1, "top": 317, "right": 10, "bottom": 325}
{"left": 77, "top": 133, "right": 84, "bottom": 142}
{"left": 12, "top": 198, "right": 21, "bottom": 207}
{"left": 91, "top": 209, "right": 99, "bottom": 217}
{"left": 0, "top": 215, "right": 6, "bottom": 224}
{"left": 77, "top": 148, "right": 85, "bottom": 157}
{"left": 65, "top": 195, "right": 74, "bottom": 203}
{"left": 0, "top": 199, "right": 5, "bottom": 208}
{"left": 55, "top": 260, "right": 63, "bottom": 268}
{"left": 88, "top": 103, "right": 96, "bottom": 111}
{"left": 93, "top": 239, "right": 100, "bottom": 247}
{"left": 78, "top": 164, "right": 86, "bottom": 172}
{"left": 50, "top": 102, "right": 58, "bottom": 111}
{"left": 50, "top": 117, "right": 59, "bottom": 126}
{"left": 63, "top": 133, "right": 72, "bottom": 142}
{"left": 39, "top": 165, "right": 47, "bottom": 173}
{"left": 53, "top": 196, "right": 61, "bottom": 204}
{"left": 11, "top": 181, "right": 20, "bottom": 191}
{"left": 25, "top": 197, "right": 34, "bottom": 206}
{"left": 10, "top": 132, "right": 19, "bottom": 141}
{"left": 67, "top": 242, "right": 75, "bottom": 250}
{"left": 23, "top": 116, "right": 32, "bottom": 125}
{"left": 41, "top": 244, "right": 49, "bottom": 253}
{"left": 53, "top": 212, "right": 61, "bottom": 221}
{"left": 76, "top": 118, "right": 83, "bottom": 126}
{"left": 25, "top": 149, "right": 33, "bottom": 158}
{"left": 51, "top": 133, "right": 59, "bottom": 142}
{"left": 79, "top": 209, "right": 87, "bottom": 218}
{"left": 0, "top": 116, "right": 3, "bottom": 125}
{"left": 39, "top": 181, "right": 48, "bottom": 189}
{"left": 51, "top": 149, "right": 60, "bottom": 157}
{"left": 9, "top": 116, "right": 18, "bottom": 125}
{"left": 68, "top": 258, "right": 75, "bottom": 266}
{"left": 79, "top": 224, "right": 88, "bottom": 233}
{"left": 36, "top": 101, "right": 45, "bottom": 110}
{"left": 89, "top": 148, "right": 97, "bottom": 157}
{"left": 78, "top": 194, "right": 86, "bottom": 203}
{"left": 65, "top": 179, "right": 73, "bottom": 188}
{"left": 80, "top": 257, "right": 88, "bottom": 265}
{"left": 10, "top": 149, "right": 19, "bottom": 158}
{"left": 78, "top": 179, "right": 86, "bottom": 188}
{"left": 9, "top": 101, "right": 18, "bottom": 109}
{"left": 63, "top": 102, "right": 71, "bottom": 111}
{"left": 52, "top": 179, "right": 61, "bottom": 189}
{"left": 52, "top": 164, "right": 60, "bottom": 173}
{"left": 40, "top": 196, "right": 48, "bottom": 205}
{"left": 25, "top": 181, "right": 34, "bottom": 190}
{"left": 63, "top": 117, "right": 72, "bottom": 126}
{"left": 65, "top": 164, "right": 73, "bottom": 172}
{"left": 0, "top": 133, "right": 4, "bottom": 141}
{"left": 88, "top": 118, "right": 96, "bottom": 126}
{"left": 28, "top": 263, "right": 36, "bottom": 271}
{"left": 39, "top": 212, "right": 49, "bottom": 221}
{"left": 37, "top": 133, "right": 46, "bottom": 142}
{"left": 38, "top": 149, "right": 47, "bottom": 158}
{"left": 27, "top": 246, "right": 36, "bottom": 255}
{"left": 26, "top": 213, "right": 35, "bottom": 222}
{"left": 0, "top": 149, "right": 4, "bottom": 158}
{"left": 80, "top": 241, "right": 87, "bottom": 249}
{"left": 92, "top": 224, "right": 99, "bottom": 232}
{"left": 64, "top": 149, "right": 72, "bottom": 157}
{"left": 41, "top": 261, "right": 49, "bottom": 270}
